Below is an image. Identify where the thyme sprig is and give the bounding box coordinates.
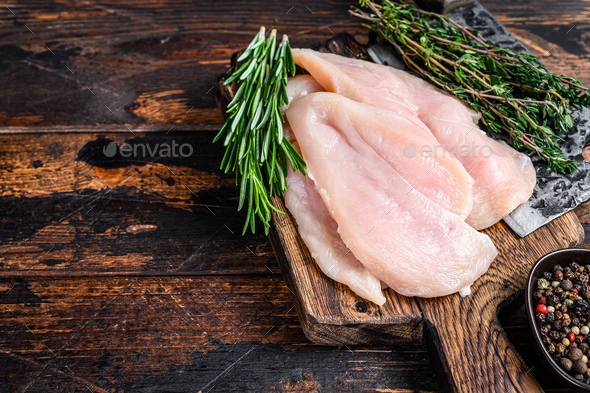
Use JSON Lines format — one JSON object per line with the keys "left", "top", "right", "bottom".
{"left": 351, "top": 0, "right": 589, "bottom": 173}
{"left": 214, "top": 27, "right": 306, "bottom": 234}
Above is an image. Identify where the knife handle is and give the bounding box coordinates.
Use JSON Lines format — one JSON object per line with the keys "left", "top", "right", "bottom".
{"left": 414, "top": 0, "right": 474, "bottom": 14}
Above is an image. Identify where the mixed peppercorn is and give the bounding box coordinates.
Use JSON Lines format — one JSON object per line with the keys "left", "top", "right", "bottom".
{"left": 534, "top": 261, "right": 590, "bottom": 383}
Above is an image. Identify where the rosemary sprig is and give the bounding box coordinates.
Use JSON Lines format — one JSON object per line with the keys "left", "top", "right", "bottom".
{"left": 214, "top": 27, "right": 306, "bottom": 235}
{"left": 351, "top": 0, "right": 588, "bottom": 173}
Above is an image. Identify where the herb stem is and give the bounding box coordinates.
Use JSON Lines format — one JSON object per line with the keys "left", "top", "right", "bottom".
{"left": 351, "top": 0, "right": 586, "bottom": 173}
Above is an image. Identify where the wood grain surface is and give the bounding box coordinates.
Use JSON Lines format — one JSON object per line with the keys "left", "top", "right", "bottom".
{"left": 415, "top": 0, "right": 474, "bottom": 14}
{"left": 1, "top": 0, "right": 590, "bottom": 392}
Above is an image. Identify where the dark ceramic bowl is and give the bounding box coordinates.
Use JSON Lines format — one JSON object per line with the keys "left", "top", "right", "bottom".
{"left": 526, "top": 248, "right": 590, "bottom": 392}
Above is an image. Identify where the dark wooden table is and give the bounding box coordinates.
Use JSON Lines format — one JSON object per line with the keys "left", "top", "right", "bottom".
{"left": 1, "top": 1, "right": 590, "bottom": 392}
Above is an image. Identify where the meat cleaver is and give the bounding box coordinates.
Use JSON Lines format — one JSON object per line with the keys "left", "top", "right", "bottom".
{"left": 367, "top": 0, "right": 590, "bottom": 237}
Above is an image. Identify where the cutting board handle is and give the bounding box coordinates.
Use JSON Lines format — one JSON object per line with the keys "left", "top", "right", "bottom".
{"left": 416, "top": 213, "right": 584, "bottom": 392}
{"left": 422, "top": 306, "right": 543, "bottom": 392}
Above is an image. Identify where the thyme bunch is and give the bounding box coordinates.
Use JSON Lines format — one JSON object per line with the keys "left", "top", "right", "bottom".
{"left": 214, "top": 27, "right": 306, "bottom": 234}
{"left": 351, "top": 0, "right": 589, "bottom": 173}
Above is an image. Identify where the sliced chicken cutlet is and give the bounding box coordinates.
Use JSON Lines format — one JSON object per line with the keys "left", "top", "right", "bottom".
{"left": 286, "top": 92, "right": 497, "bottom": 297}
{"left": 293, "top": 49, "right": 536, "bottom": 229}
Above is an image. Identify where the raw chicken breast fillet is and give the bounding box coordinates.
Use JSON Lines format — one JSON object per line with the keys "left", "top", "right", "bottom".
{"left": 285, "top": 75, "right": 325, "bottom": 106}
{"left": 285, "top": 167, "right": 387, "bottom": 305}
{"left": 283, "top": 75, "right": 325, "bottom": 143}
{"left": 409, "top": 96, "right": 536, "bottom": 230}
{"left": 288, "top": 58, "right": 474, "bottom": 219}
{"left": 286, "top": 92, "right": 498, "bottom": 297}
{"left": 293, "top": 49, "right": 536, "bottom": 230}
{"left": 420, "top": 115, "right": 536, "bottom": 230}
{"left": 333, "top": 94, "right": 474, "bottom": 219}
{"left": 283, "top": 76, "right": 386, "bottom": 304}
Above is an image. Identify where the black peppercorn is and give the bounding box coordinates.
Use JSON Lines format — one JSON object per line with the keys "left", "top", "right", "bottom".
{"left": 560, "top": 292, "right": 568, "bottom": 302}
{"left": 560, "top": 332, "right": 567, "bottom": 341}
{"left": 555, "top": 287, "right": 564, "bottom": 295}
{"left": 547, "top": 295, "right": 560, "bottom": 306}
{"left": 575, "top": 360, "right": 588, "bottom": 374}
{"left": 545, "top": 288, "right": 554, "bottom": 296}
{"left": 569, "top": 347, "right": 584, "bottom": 361}
{"left": 555, "top": 311, "right": 563, "bottom": 320}
{"left": 573, "top": 318, "right": 581, "bottom": 327}
{"left": 542, "top": 335, "right": 551, "bottom": 345}
{"left": 553, "top": 320, "right": 563, "bottom": 331}
{"left": 554, "top": 353, "right": 563, "bottom": 362}
{"left": 574, "top": 299, "right": 590, "bottom": 314}
{"left": 534, "top": 263, "right": 590, "bottom": 384}
{"left": 572, "top": 262, "right": 581, "bottom": 272}
{"left": 562, "top": 279, "right": 574, "bottom": 291}
{"left": 560, "top": 357, "right": 574, "bottom": 371}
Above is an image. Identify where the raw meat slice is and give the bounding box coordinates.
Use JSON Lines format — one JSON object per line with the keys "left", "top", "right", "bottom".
{"left": 283, "top": 75, "right": 325, "bottom": 143}
{"left": 420, "top": 115, "right": 536, "bottom": 230}
{"left": 288, "top": 57, "right": 474, "bottom": 218}
{"left": 286, "top": 92, "right": 498, "bottom": 297}
{"left": 338, "top": 95, "right": 474, "bottom": 219}
{"left": 292, "top": 49, "right": 428, "bottom": 130}
{"left": 285, "top": 167, "right": 386, "bottom": 305}
{"left": 405, "top": 82, "right": 536, "bottom": 229}
{"left": 293, "top": 49, "right": 536, "bottom": 229}
{"left": 284, "top": 76, "right": 387, "bottom": 304}
{"left": 285, "top": 74, "right": 325, "bottom": 105}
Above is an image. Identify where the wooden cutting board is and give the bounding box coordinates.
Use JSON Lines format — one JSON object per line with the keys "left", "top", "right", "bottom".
{"left": 217, "top": 32, "right": 585, "bottom": 393}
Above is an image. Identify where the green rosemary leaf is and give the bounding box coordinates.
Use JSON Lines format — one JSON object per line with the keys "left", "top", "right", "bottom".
{"left": 214, "top": 27, "right": 307, "bottom": 235}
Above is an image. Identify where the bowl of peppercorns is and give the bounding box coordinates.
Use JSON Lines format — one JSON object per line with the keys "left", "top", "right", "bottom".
{"left": 526, "top": 248, "right": 590, "bottom": 391}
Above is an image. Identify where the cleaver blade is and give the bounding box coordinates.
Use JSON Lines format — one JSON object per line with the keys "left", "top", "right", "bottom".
{"left": 367, "top": 0, "right": 590, "bottom": 237}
